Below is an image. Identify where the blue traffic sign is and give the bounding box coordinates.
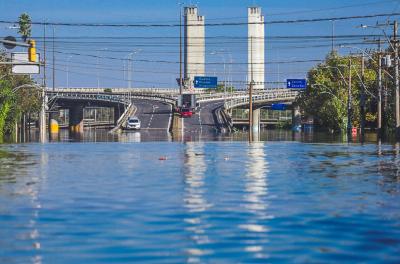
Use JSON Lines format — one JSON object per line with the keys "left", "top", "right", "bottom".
{"left": 287, "top": 79, "right": 307, "bottom": 89}
{"left": 194, "top": 76, "right": 218, "bottom": 89}
{"left": 271, "top": 103, "right": 288, "bottom": 111}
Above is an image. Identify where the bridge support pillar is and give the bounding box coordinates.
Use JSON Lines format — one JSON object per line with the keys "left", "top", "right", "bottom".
{"left": 69, "top": 105, "right": 84, "bottom": 133}
{"left": 252, "top": 108, "right": 261, "bottom": 133}
{"left": 292, "top": 106, "right": 302, "bottom": 132}
{"left": 49, "top": 118, "right": 60, "bottom": 141}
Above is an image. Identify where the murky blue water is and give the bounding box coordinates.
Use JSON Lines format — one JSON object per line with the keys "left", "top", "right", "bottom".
{"left": 1, "top": 141, "right": 400, "bottom": 263}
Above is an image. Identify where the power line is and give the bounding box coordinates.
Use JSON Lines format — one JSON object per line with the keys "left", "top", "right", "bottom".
{"left": 0, "top": 12, "right": 399, "bottom": 27}
{"left": 37, "top": 47, "right": 323, "bottom": 65}
{"left": 10, "top": 34, "right": 386, "bottom": 40}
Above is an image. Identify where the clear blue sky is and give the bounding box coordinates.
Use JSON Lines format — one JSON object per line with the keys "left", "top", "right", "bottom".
{"left": 1, "top": 0, "right": 399, "bottom": 88}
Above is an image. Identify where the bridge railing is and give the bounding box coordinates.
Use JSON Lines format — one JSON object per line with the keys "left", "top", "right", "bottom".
{"left": 49, "top": 87, "right": 214, "bottom": 95}
{"left": 47, "top": 91, "right": 132, "bottom": 105}
{"left": 224, "top": 89, "right": 299, "bottom": 110}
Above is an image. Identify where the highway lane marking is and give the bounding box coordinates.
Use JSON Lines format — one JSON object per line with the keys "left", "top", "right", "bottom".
{"left": 147, "top": 105, "right": 156, "bottom": 128}
{"left": 198, "top": 105, "right": 203, "bottom": 134}
{"left": 167, "top": 104, "right": 172, "bottom": 132}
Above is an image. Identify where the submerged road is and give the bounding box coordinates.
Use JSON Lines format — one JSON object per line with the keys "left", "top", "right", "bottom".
{"left": 131, "top": 99, "right": 226, "bottom": 134}
{"left": 183, "top": 100, "right": 225, "bottom": 134}
{"left": 131, "top": 99, "right": 172, "bottom": 130}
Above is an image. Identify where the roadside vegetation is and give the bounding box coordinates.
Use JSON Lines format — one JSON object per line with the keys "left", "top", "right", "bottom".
{"left": 0, "top": 13, "right": 40, "bottom": 142}
{"left": 296, "top": 51, "right": 387, "bottom": 133}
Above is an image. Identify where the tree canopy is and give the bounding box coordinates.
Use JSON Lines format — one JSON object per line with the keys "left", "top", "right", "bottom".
{"left": 18, "top": 13, "right": 32, "bottom": 42}
{"left": 296, "top": 51, "right": 377, "bottom": 132}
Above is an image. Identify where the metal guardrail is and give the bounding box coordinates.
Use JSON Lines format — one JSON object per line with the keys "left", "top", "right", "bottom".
{"left": 47, "top": 88, "right": 299, "bottom": 108}
{"left": 47, "top": 91, "right": 131, "bottom": 105}
{"left": 48, "top": 87, "right": 212, "bottom": 95}
{"left": 224, "top": 89, "right": 299, "bottom": 110}
{"left": 47, "top": 91, "right": 177, "bottom": 106}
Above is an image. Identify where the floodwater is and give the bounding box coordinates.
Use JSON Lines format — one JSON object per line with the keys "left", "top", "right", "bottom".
{"left": 1, "top": 130, "right": 400, "bottom": 263}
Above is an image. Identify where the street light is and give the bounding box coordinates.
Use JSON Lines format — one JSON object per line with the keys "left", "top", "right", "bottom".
{"left": 321, "top": 65, "right": 348, "bottom": 85}
{"left": 340, "top": 44, "right": 390, "bottom": 139}
{"left": 12, "top": 83, "right": 47, "bottom": 143}
{"left": 312, "top": 84, "right": 347, "bottom": 107}
{"left": 359, "top": 22, "right": 399, "bottom": 138}
{"left": 126, "top": 49, "right": 141, "bottom": 89}
{"left": 359, "top": 23, "right": 395, "bottom": 51}
{"left": 66, "top": 55, "right": 72, "bottom": 89}
{"left": 178, "top": 2, "right": 185, "bottom": 95}
{"left": 312, "top": 82, "right": 350, "bottom": 138}
{"left": 7, "top": 24, "right": 20, "bottom": 30}
{"left": 210, "top": 50, "right": 227, "bottom": 103}
{"left": 97, "top": 48, "right": 108, "bottom": 89}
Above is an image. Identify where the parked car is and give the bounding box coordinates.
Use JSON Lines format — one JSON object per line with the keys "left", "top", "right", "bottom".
{"left": 126, "top": 117, "right": 141, "bottom": 130}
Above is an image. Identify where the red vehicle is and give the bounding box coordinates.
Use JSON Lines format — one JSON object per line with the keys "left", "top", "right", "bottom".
{"left": 179, "top": 108, "right": 193, "bottom": 118}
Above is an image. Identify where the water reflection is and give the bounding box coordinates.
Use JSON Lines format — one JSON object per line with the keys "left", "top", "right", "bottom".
{"left": 7, "top": 127, "right": 396, "bottom": 144}
{"left": 183, "top": 143, "right": 213, "bottom": 262}
{"left": 240, "top": 142, "right": 271, "bottom": 259}
{"left": 0, "top": 147, "right": 44, "bottom": 264}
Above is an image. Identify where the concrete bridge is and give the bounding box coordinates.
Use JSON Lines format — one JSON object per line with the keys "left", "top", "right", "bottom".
{"left": 45, "top": 87, "right": 300, "bottom": 134}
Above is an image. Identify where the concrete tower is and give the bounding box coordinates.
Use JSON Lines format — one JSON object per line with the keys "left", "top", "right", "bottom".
{"left": 184, "top": 6, "right": 205, "bottom": 89}
{"left": 248, "top": 7, "right": 265, "bottom": 90}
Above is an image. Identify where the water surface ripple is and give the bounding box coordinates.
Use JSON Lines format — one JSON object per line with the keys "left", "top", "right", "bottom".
{"left": 0, "top": 142, "right": 400, "bottom": 263}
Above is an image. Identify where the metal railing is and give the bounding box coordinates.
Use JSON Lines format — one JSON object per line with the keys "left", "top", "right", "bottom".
{"left": 47, "top": 88, "right": 299, "bottom": 108}
{"left": 224, "top": 89, "right": 299, "bottom": 110}
{"left": 47, "top": 91, "right": 131, "bottom": 105}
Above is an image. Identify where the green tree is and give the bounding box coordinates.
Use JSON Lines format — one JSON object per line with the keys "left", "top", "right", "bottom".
{"left": 18, "top": 13, "right": 31, "bottom": 42}
{"left": 0, "top": 51, "right": 40, "bottom": 142}
{"left": 296, "top": 51, "right": 376, "bottom": 132}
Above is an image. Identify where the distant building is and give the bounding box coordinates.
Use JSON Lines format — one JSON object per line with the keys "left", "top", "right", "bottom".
{"left": 248, "top": 7, "right": 265, "bottom": 90}
{"left": 184, "top": 6, "right": 205, "bottom": 90}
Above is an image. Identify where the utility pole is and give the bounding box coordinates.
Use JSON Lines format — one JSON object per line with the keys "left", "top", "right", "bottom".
{"left": 40, "top": 22, "right": 47, "bottom": 143}
{"left": 179, "top": 5, "right": 183, "bottom": 95}
{"left": 360, "top": 53, "right": 365, "bottom": 142}
{"left": 128, "top": 54, "right": 132, "bottom": 89}
{"left": 394, "top": 20, "right": 400, "bottom": 140}
{"left": 347, "top": 58, "right": 352, "bottom": 141}
{"left": 97, "top": 50, "right": 100, "bottom": 89}
{"left": 331, "top": 20, "right": 335, "bottom": 52}
{"left": 378, "top": 39, "right": 383, "bottom": 138}
{"left": 52, "top": 27, "right": 55, "bottom": 92}
{"left": 249, "top": 37, "right": 254, "bottom": 142}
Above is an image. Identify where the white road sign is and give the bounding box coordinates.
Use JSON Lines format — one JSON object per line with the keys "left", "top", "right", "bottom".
{"left": 11, "top": 52, "right": 40, "bottom": 75}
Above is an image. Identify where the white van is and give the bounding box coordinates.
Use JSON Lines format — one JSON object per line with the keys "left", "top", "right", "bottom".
{"left": 126, "top": 117, "right": 141, "bottom": 130}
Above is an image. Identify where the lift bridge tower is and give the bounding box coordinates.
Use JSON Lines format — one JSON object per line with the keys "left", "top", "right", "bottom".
{"left": 184, "top": 6, "right": 205, "bottom": 90}
{"left": 248, "top": 7, "right": 265, "bottom": 90}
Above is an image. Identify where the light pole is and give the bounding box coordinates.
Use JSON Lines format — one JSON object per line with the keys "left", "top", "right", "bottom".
{"left": 211, "top": 50, "right": 227, "bottom": 103}
{"left": 226, "top": 50, "right": 233, "bottom": 94}
{"left": 312, "top": 84, "right": 347, "bottom": 107}
{"left": 360, "top": 23, "right": 398, "bottom": 139}
{"left": 348, "top": 58, "right": 352, "bottom": 141}
{"left": 127, "top": 49, "right": 141, "bottom": 89}
{"left": 66, "top": 55, "right": 72, "bottom": 89}
{"left": 340, "top": 45, "right": 376, "bottom": 140}
{"left": 178, "top": 2, "right": 185, "bottom": 95}
{"left": 97, "top": 48, "right": 107, "bottom": 89}
{"left": 13, "top": 84, "right": 47, "bottom": 143}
